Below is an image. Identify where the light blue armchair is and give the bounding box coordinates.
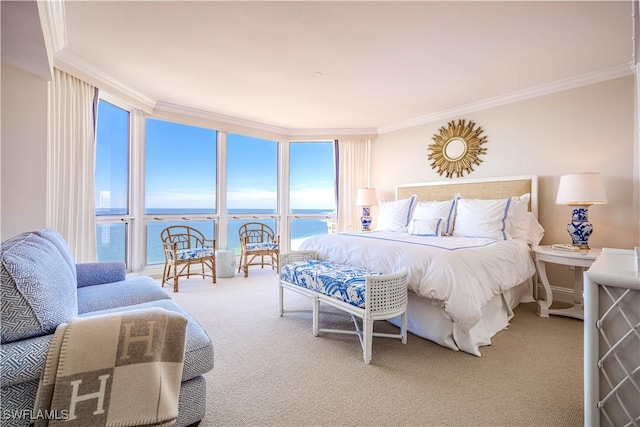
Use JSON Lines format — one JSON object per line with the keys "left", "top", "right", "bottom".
{"left": 1, "top": 229, "right": 214, "bottom": 427}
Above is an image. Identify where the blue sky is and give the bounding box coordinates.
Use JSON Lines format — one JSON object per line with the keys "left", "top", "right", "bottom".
{"left": 95, "top": 100, "right": 336, "bottom": 213}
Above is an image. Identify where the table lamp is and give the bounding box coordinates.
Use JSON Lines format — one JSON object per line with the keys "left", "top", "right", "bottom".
{"left": 356, "top": 188, "right": 378, "bottom": 231}
{"left": 555, "top": 172, "right": 607, "bottom": 249}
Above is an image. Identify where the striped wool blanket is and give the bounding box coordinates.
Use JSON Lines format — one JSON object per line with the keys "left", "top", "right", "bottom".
{"left": 34, "top": 308, "right": 187, "bottom": 426}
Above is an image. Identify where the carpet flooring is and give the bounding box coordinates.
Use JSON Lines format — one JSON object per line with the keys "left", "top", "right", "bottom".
{"left": 166, "top": 268, "right": 583, "bottom": 427}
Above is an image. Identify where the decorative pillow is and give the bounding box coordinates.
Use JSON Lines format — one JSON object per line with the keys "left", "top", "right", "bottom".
{"left": 408, "top": 218, "right": 445, "bottom": 237}
{"left": 411, "top": 199, "right": 457, "bottom": 235}
{"left": 376, "top": 195, "right": 417, "bottom": 232}
{"left": 452, "top": 197, "right": 515, "bottom": 240}
{"left": 1, "top": 233, "right": 78, "bottom": 343}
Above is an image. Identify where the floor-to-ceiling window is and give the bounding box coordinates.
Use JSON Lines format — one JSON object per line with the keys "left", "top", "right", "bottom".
{"left": 144, "top": 118, "right": 217, "bottom": 265}
{"left": 226, "top": 133, "right": 278, "bottom": 255}
{"left": 95, "top": 95, "right": 338, "bottom": 272}
{"left": 288, "top": 141, "right": 336, "bottom": 249}
{"left": 94, "top": 99, "right": 131, "bottom": 265}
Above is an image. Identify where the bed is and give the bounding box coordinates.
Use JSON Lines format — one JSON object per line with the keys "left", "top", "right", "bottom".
{"left": 298, "top": 175, "right": 544, "bottom": 356}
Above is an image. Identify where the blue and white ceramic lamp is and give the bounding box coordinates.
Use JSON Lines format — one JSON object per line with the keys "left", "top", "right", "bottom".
{"left": 556, "top": 173, "right": 607, "bottom": 249}
{"left": 356, "top": 188, "right": 378, "bottom": 232}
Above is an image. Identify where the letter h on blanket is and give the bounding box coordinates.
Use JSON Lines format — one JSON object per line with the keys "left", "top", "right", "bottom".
{"left": 279, "top": 250, "right": 408, "bottom": 364}
{"left": 34, "top": 308, "right": 187, "bottom": 426}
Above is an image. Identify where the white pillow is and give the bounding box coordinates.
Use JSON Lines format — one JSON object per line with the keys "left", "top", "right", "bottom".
{"left": 524, "top": 211, "right": 545, "bottom": 246}
{"left": 408, "top": 218, "right": 445, "bottom": 236}
{"left": 376, "top": 195, "right": 417, "bottom": 232}
{"left": 453, "top": 197, "right": 515, "bottom": 240}
{"left": 508, "top": 193, "right": 531, "bottom": 241}
{"left": 411, "top": 199, "right": 457, "bottom": 235}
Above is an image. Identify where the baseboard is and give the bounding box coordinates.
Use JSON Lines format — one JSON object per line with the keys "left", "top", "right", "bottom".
{"left": 535, "top": 283, "right": 576, "bottom": 304}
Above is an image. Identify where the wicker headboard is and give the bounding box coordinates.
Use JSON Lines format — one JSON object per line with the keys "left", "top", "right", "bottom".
{"left": 396, "top": 175, "right": 538, "bottom": 216}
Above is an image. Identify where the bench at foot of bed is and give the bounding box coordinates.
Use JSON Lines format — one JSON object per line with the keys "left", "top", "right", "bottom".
{"left": 278, "top": 250, "right": 408, "bottom": 364}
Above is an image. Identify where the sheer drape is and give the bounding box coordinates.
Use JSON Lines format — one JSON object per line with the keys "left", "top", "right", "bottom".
{"left": 335, "top": 138, "right": 371, "bottom": 232}
{"left": 47, "top": 68, "right": 98, "bottom": 262}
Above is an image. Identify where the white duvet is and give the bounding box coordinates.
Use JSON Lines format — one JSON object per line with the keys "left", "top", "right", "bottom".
{"left": 298, "top": 231, "right": 535, "bottom": 331}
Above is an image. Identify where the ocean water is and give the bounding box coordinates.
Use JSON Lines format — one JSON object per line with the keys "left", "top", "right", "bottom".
{"left": 96, "top": 209, "right": 333, "bottom": 265}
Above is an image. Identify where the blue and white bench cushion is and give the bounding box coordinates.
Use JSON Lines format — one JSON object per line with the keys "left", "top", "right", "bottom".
{"left": 280, "top": 259, "right": 381, "bottom": 308}
{"left": 279, "top": 251, "right": 408, "bottom": 364}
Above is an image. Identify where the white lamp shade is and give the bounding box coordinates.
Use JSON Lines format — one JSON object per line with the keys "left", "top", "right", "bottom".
{"left": 356, "top": 188, "right": 378, "bottom": 206}
{"left": 556, "top": 173, "right": 607, "bottom": 205}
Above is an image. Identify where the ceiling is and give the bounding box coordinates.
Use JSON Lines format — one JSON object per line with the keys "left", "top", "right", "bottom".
{"left": 7, "top": 1, "right": 637, "bottom": 132}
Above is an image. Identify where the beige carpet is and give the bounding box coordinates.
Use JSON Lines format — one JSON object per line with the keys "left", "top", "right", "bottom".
{"left": 167, "top": 269, "right": 583, "bottom": 427}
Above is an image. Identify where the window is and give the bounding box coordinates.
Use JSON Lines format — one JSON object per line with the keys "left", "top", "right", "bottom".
{"left": 94, "top": 97, "right": 342, "bottom": 271}
{"left": 145, "top": 119, "right": 218, "bottom": 265}
{"left": 145, "top": 119, "right": 217, "bottom": 214}
{"left": 226, "top": 133, "right": 278, "bottom": 214}
{"left": 94, "top": 100, "right": 130, "bottom": 263}
{"left": 289, "top": 141, "right": 336, "bottom": 249}
{"left": 95, "top": 223, "right": 127, "bottom": 263}
{"left": 226, "top": 133, "right": 278, "bottom": 254}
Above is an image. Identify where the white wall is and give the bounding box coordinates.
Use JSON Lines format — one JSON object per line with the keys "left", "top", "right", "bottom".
{"left": 1, "top": 63, "right": 49, "bottom": 240}
{"left": 372, "top": 76, "right": 636, "bottom": 250}
{"left": 371, "top": 76, "right": 637, "bottom": 291}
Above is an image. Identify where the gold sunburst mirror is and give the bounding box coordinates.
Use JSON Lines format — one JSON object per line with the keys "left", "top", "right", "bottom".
{"left": 428, "top": 119, "right": 488, "bottom": 178}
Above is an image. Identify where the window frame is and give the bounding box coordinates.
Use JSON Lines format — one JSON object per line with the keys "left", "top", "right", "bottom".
{"left": 224, "top": 131, "right": 281, "bottom": 255}
{"left": 94, "top": 94, "right": 340, "bottom": 275}
{"left": 94, "top": 93, "right": 134, "bottom": 270}
{"left": 286, "top": 140, "right": 337, "bottom": 250}
{"left": 142, "top": 117, "right": 220, "bottom": 270}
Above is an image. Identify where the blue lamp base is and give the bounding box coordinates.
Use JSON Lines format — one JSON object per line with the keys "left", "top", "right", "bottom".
{"left": 360, "top": 207, "right": 372, "bottom": 231}
{"left": 566, "top": 205, "right": 593, "bottom": 249}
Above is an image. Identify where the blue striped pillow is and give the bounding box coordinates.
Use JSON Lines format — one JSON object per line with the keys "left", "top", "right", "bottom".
{"left": 452, "top": 197, "right": 515, "bottom": 240}
{"left": 375, "top": 195, "right": 417, "bottom": 232}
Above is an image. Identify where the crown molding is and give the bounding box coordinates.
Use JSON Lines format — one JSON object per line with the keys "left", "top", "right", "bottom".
{"left": 155, "top": 102, "right": 290, "bottom": 135}
{"left": 40, "top": 0, "right": 66, "bottom": 52}
{"left": 51, "top": 46, "right": 375, "bottom": 137}
{"left": 54, "top": 50, "right": 157, "bottom": 112}
{"left": 52, "top": 46, "right": 376, "bottom": 137}
{"left": 52, "top": 43, "right": 632, "bottom": 137}
{"left": 286, "top": 127, "right": 378, "bottom": 138}
{"left": 377, "top": 63, "right": 635, "bottom": 134}
{"left": 154, "top": 102, "right": 377, "bottom": 138}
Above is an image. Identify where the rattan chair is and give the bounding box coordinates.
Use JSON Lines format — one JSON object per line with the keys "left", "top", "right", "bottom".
{"left": 238, "top": 222, "right": 279, "bottom": 277}
{"left": 161, "top": 225, "right": 216, "bottom": 292}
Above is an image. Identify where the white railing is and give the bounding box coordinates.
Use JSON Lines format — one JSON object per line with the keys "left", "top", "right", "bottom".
{"left": 584, "top": 248, "right": 640, "bottom": 427}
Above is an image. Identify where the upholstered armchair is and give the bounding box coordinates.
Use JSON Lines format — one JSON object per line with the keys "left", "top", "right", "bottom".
{"left": 1, "top": 229, "right": 214, "bottom": 427}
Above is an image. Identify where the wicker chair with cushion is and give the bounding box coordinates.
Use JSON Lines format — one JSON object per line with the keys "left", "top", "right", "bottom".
{"left": 238, "top": 222, "right": 279, "bottom": 277}
{"left": 161, "top": 225, "right": 216, "bottom": 292}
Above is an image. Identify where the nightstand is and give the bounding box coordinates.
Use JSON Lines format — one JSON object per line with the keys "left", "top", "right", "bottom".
{"left": 533, "top": 245, "right": 601, "bottom": 319}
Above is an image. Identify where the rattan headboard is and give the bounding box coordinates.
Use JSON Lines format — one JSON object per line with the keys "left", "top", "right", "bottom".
{"left": 396, "top": 175, "right": 538, "bottom": 216}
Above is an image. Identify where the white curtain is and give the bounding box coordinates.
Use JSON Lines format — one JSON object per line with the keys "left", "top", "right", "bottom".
{"left": 336, "top": 138, "right": 371, "bottom": 232}
{"left": 47, "top": 68, "right": 98, "bottom": 262}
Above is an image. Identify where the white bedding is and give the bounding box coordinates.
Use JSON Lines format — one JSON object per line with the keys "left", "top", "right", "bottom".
{"left": 298, "top": 231, "right": 535, "bottom": 332}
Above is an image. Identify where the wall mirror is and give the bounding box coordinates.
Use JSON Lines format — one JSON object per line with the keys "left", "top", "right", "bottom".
{"left": 428, "top": 119, "right": 488, "bottom": 178}
{"left": 442, "top": 137, "right": 467, "bottom": 161}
